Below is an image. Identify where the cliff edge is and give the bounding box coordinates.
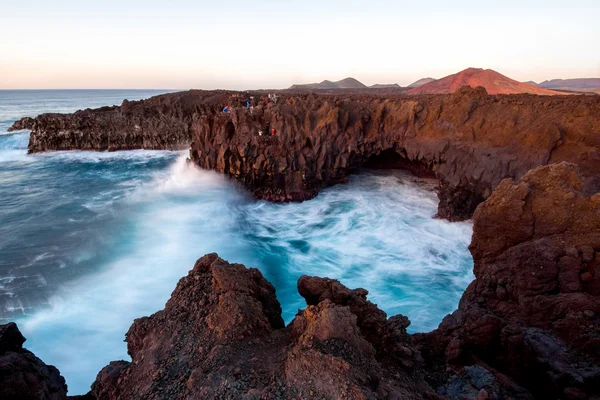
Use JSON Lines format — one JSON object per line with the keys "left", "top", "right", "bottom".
{"left": 10, "top": 88, "right": 600, "bottom": 221}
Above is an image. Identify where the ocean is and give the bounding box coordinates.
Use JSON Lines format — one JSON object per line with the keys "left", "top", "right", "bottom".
{"left": 0, "top": 89, "right": 474, "bottom": 395}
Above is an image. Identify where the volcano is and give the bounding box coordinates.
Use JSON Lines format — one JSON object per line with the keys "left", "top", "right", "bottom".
{"left": 407, "top": 68, "right": 564, "bottom": 95}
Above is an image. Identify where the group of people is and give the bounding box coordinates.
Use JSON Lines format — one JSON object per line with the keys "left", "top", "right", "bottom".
{"left": 221, "top": 93, "right": 278, "bottom": 136}
{"left": 258, "top": 122, "right": 276, "bottom": 137}
{"left": 222, "top": 93, "right": 279, "bottom": 114}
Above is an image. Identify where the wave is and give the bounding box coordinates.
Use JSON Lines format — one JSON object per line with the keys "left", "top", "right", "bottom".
{"left": 0, "top": 131, "right": 29, "bottom": 149}
{"left": 17, "top": 154, "right": 248, "bottom": 394}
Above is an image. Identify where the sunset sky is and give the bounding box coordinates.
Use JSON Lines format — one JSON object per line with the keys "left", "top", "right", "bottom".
{"left": 2, "top": 0, "right": 599, "bottom": 89}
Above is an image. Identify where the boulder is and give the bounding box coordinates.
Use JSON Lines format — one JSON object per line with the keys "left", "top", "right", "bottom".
{"left": 0, "top": 322, "right": 68, "bottom": 400}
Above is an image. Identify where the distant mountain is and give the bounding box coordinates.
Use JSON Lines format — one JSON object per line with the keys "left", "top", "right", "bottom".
{"left": 407, "top": 68, "right": 564, "bottom": 95}
{"left": 369, "top": 83, "right": 401, "bottom": 88}
{"left": 523, "top": 80, "right": 538, "bottom": 86}
{"left": 535, "top": 78, "right": 600, "bottom": 93}
{"left": 289, "top": 77, "right": 367, "bottom": 90}
{"left": 407, "top": 77, "right": 436, "bottom": 88}
{"left": 538, "top": 78, "right": 600, "bottom": 89}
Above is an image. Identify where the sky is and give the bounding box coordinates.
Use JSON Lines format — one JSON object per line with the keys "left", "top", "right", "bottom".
{"left": 1, "top": 0, "right": 599, "bottom": 89}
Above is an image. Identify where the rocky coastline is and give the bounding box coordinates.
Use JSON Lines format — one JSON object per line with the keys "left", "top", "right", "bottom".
{"left": 5, "top": 88, "right": 600, "bottom": 398}
{"left": 9, "top": 88, "right": 600, "bottom": 221}
{"left": 1, "top": 162, "right": 598, "bottom": 399}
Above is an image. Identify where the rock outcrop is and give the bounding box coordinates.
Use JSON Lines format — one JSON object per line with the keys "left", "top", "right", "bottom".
{"left": 416, "top": 163, "right": 600, "bottom": 399}
{"left": 8, "top": 92, "right": 233, "bottom": 152}
{"left": 11, "top": 88, "right": 600, "bottom": 220}
{"left": 89, "top": 253, "right": 430, "bottom": 400}
{"left": 0, "top": 322, "right": 68, "bottom": 400}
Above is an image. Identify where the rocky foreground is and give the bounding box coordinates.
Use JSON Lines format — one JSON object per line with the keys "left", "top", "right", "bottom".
{"left": 9, "top": 88, "right": 600, "bottom": 220}
{"left": 1, "top": 163, "right": 598, "bottom": 399}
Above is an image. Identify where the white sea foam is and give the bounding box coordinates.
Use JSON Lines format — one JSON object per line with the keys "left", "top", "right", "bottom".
{"left": 237, "top": 171, "right": 474, "bottom": 328}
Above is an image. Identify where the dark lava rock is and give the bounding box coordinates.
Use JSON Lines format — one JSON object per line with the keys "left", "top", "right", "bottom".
{"left": 10, "top": 88, "right": 600, "bottom": 221}
{"left": 416, "top": 162, "right": 600, "bottom": 399}
{"left": 89, "top": 253, "right": 430, "bottom": 399}
{"left": 0, "top": 322, "right": 68, "bottom": 400}
{"left": 437, "top": 364, "right": 534, "bottom": 400}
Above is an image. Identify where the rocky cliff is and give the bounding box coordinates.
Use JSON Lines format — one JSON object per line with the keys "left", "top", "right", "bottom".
{"left": 10, "top": 88, "right": 600, "bottom": 220}
{"left": 416, "top": 162, "right": 600, "bottom": 399}
{"left": 8, "top": 91, "right": 234, "bottom": 152}
{"left": 189, "top": 87, "right": 600, "bottom": 220}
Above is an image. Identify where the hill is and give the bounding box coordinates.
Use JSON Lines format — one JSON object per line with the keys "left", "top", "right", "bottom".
{"left": 536, "top": 78, "right": 600, "bottom": 94}
{"left": 538, "top": 78, "right": 600, "bottom": 89}
{"left": 407, "top": 68, "right": 564, "bottom": 95}
{"left": 289, "top": 77, "right": 367, "bottom": 90}
{"left": 407, "top": 77, "right": 436, "bottom": 87}
{"left": 369, "top": 83, "right": 400, "bottom": 88}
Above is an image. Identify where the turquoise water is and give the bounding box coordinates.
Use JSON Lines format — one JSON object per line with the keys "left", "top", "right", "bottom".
{"left": 0, "top": 90, "right": 474, "bottom": 395}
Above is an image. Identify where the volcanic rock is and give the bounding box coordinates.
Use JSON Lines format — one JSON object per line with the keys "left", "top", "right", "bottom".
{"left": 9, "top": 88, "right": 600, "bottom": 222}
{"left": 416, "top": 163, "right": 600, "bottom": 399}
{"left": 88, "top": 253, "right": 430, "bottom": 399}
{"left": 0, "top": 322, "right": 68, "bottom": 400}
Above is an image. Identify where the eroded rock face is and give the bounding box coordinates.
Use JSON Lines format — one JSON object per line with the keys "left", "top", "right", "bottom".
{"left": 11, "top": 88, "right": 600, "bottom": 220}
{"left": 0, "top": 322, "right": 68, "bottom": 400}
{"left": 416, "top": 163, "right": 600, "bottom": 399}
{"left": 186, "top": 88, "right": 600, "bottom": 221}
{"left": 90, "top": 254, "right": 430, "bottom": 399}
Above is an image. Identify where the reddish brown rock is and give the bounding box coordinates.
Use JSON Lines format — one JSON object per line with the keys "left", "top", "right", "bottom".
{"left": 416, "top": 163, "right": 600, "bottom": 399}
{"left": 89, "top": 254, "right": 430, "bottom": 399}
{"left": 0, "top": 322, "right": 68, "bottom": 400}
{"left": 10, "top": 88, "right": 600, "bottom": 220}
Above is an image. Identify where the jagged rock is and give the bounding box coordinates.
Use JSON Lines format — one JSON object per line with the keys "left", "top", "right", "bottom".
{"left": 10, "top": 89, "right": 600, "bottom": 220}
{"left": 0, "top": 322, "right": 68, "bottom": 400}
{"left": 89, "top": 253, "right": 430, "bottom": 399}
{"left": 437, "top": 365, "right": 534, "bottom": 400}
{"left": 416, "top": 163, "right": 600, "bottom": 399}
{"left": 8, "top": 116, "right": 35, "bottom": 131}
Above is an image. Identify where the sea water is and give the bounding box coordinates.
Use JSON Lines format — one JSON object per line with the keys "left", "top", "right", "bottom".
{"left": 0, "top": 90, "right": 474, "bottom": 395}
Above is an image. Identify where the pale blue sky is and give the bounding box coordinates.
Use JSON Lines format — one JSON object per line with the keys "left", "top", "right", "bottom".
{"left": 1, "top": 0, "right": 598, "bottom": 89}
